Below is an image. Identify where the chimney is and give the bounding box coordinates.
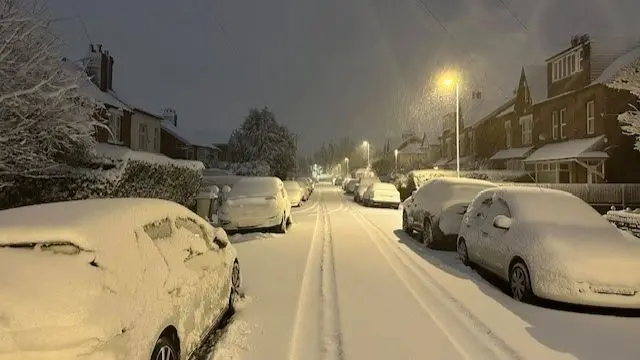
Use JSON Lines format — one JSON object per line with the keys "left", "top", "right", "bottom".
{"left": 163, "top": 108, "right": 178, "bottom": 127}
{"left": 89, "top": 44, "right": 95, "bottom": 52}
{"left": 106, "top": 53, "right": 114, "bottom": 90}
{"left": 99, "top": 50, "right": 108, "bottom": 91}
{"left": 96, "top": 43, "right": 103, "bottom": 53}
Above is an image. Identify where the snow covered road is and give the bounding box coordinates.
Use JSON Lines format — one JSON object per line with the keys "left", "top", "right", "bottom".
{"left": 209, "top": 184, "right": 640, "bottom": 360}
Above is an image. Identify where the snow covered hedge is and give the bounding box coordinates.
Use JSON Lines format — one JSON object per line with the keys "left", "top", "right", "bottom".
{"left": 605, "top": 208, "right": 640, "bottom": 237}
{"left": 217, "top": 160, "right": 271, "bottom": 176}
{"left": 0, "top": 144, "right": 204, "bottom": 210}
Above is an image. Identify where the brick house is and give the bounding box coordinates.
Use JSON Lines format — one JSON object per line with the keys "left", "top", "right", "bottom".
{"left": 460, "top": 35, "right": 640, "bottom": 183}
{"left": 160, "top": 108, "right": 220, "bottom": 167}
{"left": 62, "top": 45, "right": 133, "bottom": 146}
{"left": 521, "top": 36, "right": 640, "bottom": 183}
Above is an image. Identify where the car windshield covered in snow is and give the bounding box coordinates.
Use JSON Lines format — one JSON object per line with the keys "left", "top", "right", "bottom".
{"left": 228, "top": 177, "right": 277, "bottom": 198}
{"left": 283, "top": 180, "right": 301, "bottom": 191}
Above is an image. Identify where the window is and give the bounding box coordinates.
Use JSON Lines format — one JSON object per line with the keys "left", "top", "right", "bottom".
{"left": 551, "top": 48, "right": 583, "bottom": 82}
{"left": 552, "top": 111, "right": 558, "bottom": 139}
{"left": 586, "top": 101, "right": 595, "bottom": 134}
{"left": 197, "top": 147, "right": 208, "bottom": 161}
{"left": 460, "top": 133, "right": 466, "bottom": 155}
{"left": 153, "top": 127, "right": 160, "bottom": 152}
{"left": 560, "top": 108, "right": 567, "bottom": 139}
{"left": 521, "top": 115, "right": 532, "bottom": 145}
{"left": 175, "top": 217, "right": 205, "bottom": 238}
{"left": 523, "top": 82, "right": 530, "bottom": 103}
{"left": 468, "top": 130, "right": 475, "bottom": 154}
{"left": 505, "top": 120, "right": 512, "bottom": 148}
{"left": 108, "top": 109, "right": 123, "bottom": 143}
{"left": 144, "top": 218, "right": 172, "bottom": 240}
{"left": 139, "top": 123, "right": 148, "bottom": 151}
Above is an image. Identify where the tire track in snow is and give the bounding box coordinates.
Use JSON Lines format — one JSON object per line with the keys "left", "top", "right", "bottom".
{"left": 350, "top": 206, "right": 524, "bottom": 360}
{"left": 319, "top": 199, "right": 345, "bottom": 360}
{"left": 287, "top": 190, "right": 344, "bottom": 360}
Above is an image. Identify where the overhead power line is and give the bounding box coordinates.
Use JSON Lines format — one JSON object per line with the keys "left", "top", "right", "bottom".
{"left": 493, "top": 0, "right": 528, "bottom": 32}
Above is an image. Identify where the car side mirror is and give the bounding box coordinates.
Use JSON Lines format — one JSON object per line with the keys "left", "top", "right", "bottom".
{"left": 493, "top": 215, "right": 512, "bottom": 230}
{"left": 213, "top": 238, "right": 227, "bottom": 249}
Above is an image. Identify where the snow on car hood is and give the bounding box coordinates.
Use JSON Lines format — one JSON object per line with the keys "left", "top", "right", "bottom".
{"left": 0, "top": 245, "right": 126, "bottom": 354}
{"left": 521, "top": 222, "right": 640, "bottom": 285}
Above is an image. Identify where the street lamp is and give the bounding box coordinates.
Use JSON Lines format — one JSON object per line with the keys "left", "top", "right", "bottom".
{"left": 344, "top": 157, "right": 349, "bottom": 177}
{"left": 394, "top": 148, "right": 398, "bottom": 171}
{"left": 363, "top": 141, "right": 370, "bottom": 169}
{"left": 441, "top": 71, "right": 461, "bottom": 178}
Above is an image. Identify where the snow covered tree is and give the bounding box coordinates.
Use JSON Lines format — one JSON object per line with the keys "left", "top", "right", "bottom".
{"left": 228, "top": 107, "right": 297, "bottom": 179}
{"left": 0, "top": 1, "right": 100, "bottom": 187}
{"left": 607, "top": 57, "right": 640, "bottom": 151}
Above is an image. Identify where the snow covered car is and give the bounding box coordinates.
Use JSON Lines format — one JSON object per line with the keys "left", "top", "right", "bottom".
{"left": 218, "top": 176, "right": 292, "bottom": 233}
{"left": 344, "top": 179, "right": 359, "bottom": 194}
{"left": 0, "top": 198, "right": 242, "bottom": 360}
{"left": 354, "top": 177, "right": 379, "bottom": 203}
{"left": 297, "top": 177, "right": 314, "bottom": 194}
{"left": 402, "top": 177, "right": 497, "bottom": 250}
{"left": 457, "top": 186, "right": 640, "bottom": 308}
{"left": 283, "top": 180, "right": 305, "bottom": 207}
{"left": 362, "top": 182, "right": 401, "bottom": 208}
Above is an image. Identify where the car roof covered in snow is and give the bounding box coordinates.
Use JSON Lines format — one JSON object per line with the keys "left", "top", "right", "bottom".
{"left": 425, "top": 177, "right": 496, "bottom": 188}
{"left": 0, "top": 198, "right": 197, "bottom": 249}
{"left": 486, "top": 186, "right": 610, "bottom": 226}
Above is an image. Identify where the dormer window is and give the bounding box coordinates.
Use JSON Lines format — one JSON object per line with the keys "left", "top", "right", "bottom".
{"left": 551, "top": 47, "right": 583, "bottom": 82}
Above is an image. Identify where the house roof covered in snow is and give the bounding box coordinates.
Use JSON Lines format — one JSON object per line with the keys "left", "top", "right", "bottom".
{"left": 490, "top": 146, "right": 534, "bottom": 161}
{"left": 524, "top": 135, "right": 608, "bottom": 162}
{"left": 161, "top": 119, "right": 220, "bottom": 151}
{"left": 589, "top": 36, "right": 640, "bottom": 83}
{"left": 61, "top": 58, "right": 131, "bottom": 111}
{"left": 399, "top": 142, "right": 424, "bottom": 154}
{"left": 593, "top": 44, "right": 640, "bottom": 85}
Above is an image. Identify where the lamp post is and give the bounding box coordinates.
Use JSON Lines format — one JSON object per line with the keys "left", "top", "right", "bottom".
{"left": 344, "top": 157, "right": 349, "bottom": 177}
{"left": 363, "top": 141, "right": 370, "bottom": 169}
{"left": 394, "top": 148, "right": 398, "bottom": 171}
{"left": 442, "top": 73, "right": 461, "bottom": 178}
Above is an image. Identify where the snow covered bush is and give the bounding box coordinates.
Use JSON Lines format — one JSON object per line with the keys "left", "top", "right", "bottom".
{"left": 607, "top": 56, "right": 640, "bottom": 151}
{"left": 0, "top": 144, "right": 204, "bottom": 210}
{"left": 217, "top": 160, "right": 271, "bottom": 176}
{"left": 0, "top": 1, "right": 102, "bottom": 188}
{"left": 605, "top": 208, "right": 640, "bottom": 237}
{"left": 228, "top": 107, "right": 296, "bottom": 179}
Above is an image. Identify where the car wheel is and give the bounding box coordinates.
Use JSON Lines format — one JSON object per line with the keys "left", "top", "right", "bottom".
{"left": 150, "top": 335, "right": 179, "bottom": 360}
{"left": 422, "top": 219, "right": 435, "bottom": 248}
{"left": 509, "top": 261, "right": 534, "bottom": 303}
{"left": 230, "top": 260, "right": 242, "bottom": 310}
{"left": 457, "top": 238, "right": 470, "bottom": 266}
{"left": 402, "top": 212, "right": 410, "bottom": 233}
{"left": 276, "top": 214, "right": 287, "bottom": 234}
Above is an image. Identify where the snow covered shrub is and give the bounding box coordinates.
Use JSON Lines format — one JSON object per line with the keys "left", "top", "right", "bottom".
{"left": 0, "top": 1, "right": 102, "bottom": 189}
{"left": 0, "top": 144, "right": 204, "bottom": 210}
{"left": 228, "top": 107, "right": 296, "bottom": 179}
{"left": 607, "top": 56, "right": 640, "bottom": 151}
{"left": 605, "top": 208, "right": 640, "bottom": 237}
{"left": 217, "top": 160, "right": 271, "bottom": 176}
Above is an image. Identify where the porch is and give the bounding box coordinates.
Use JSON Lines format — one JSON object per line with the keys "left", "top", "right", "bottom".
{"left": 523, "top": 135, "right": 609, "bottom": 184}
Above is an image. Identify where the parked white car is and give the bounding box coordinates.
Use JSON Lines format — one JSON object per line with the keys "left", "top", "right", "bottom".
{"left": 362, "top": 182, "right": 401, "bottom": 208}
{"left": 0, "top": 198, "right": 241, "bottom": 360}
{"left": 218, "top": 177, "right": 292, "bottom": 233}
{"left": 402, "top": 177, "right": 497, "bottom": 250}
{"left": 283, "top": 180, "right": 304, "bottom": 207}
{"left": 457, "top": 186, "right": 640, "bottom": 308}
{"left": 354, "top": 177, "right": 379, "bottom": 203}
